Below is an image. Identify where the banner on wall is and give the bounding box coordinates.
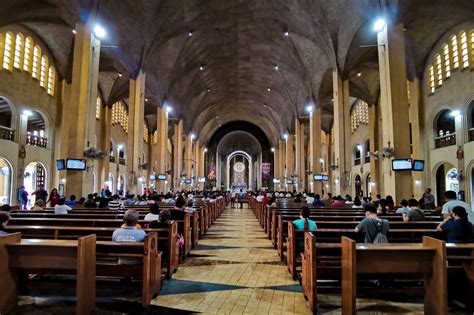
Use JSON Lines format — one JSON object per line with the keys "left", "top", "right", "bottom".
{"left": 262, "top": 163, "right": 271, "bottom": 181}
{"left": 207, "top": 164, "right": 216, "bottom": 180}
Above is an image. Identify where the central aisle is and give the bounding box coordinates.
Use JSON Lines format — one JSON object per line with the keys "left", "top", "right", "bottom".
{"left": 155, "top": 206, "right": 312, "bottom": 314}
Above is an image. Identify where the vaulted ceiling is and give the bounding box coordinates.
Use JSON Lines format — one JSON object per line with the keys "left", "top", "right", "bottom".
{"left": 1, "top": 0, "right": 473, "bottom": 146}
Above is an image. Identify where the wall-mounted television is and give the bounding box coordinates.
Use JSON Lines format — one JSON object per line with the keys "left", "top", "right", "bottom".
{"left": 286, "top": 179, "right": 295, "bottom": 185}
{"left": 184, "top": 179, "right": 192, "bottom": 184}
{"left": 273, "top": 178, "right": 280, "bottom": 184}
{"left": 157, "top": 174, "right": 167, "bottom": 180}
{"left": 321, "top": 175, "right": 329, "bottom": 181}
{"left": 314, "top": 174, "right": 323, "bottom": 181}
{"left": 66, "top": 159, "right": 86, "bottom": 170}
{"left": 198, "top": 177, "right": 206, "bottom": 183}
{"left": 412, "top": 160, "right": 425, "bottom": 171}
{"left": 150, "top": 174, "right": 156, "bottom": 180}
{"left": 56, "top": 159, "right": 65, "bottom": 170}
{"left": 392, "top": 159, "right": 413, "bottom": 171}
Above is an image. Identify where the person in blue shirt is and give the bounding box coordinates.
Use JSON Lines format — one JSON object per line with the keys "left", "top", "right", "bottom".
{"left": 312, "top": 194, "right": 324, "bottom": 206}
{"left": 293, "top": 206, "right": 317, "bottom": 231}
{"left": 65, "top": 194, "right": 77, "bottom": 206}
{"left": 437, "top": 206, "right": 473, "bottom": 243}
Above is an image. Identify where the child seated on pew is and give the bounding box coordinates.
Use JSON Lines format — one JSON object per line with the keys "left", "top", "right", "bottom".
{"left": 0, "top": 211, "right": 10, "bottom": 236}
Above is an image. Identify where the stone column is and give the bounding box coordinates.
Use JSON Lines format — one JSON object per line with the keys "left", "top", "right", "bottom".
{"left": 286, "top": 134, "right": 294, "bottom": 192}
{"left": 377, "top": 22, "right": 413, "bottom": 201}
{"left": 273, "top": 148, "right": 280, "bottom": 190}
{"left": 153, "top": 106, "right": 168, "bottom": 193}
{"left": 309, "top": 107, "right": 323, "bottom": 193}
{"left": 332, "top": 70, "right": 351, "bottom": 196}
{"left": 127, "top": 71, "right": 146, "bottom": 194}
{"left": 193, "top": 139, "right": 200, "bottom": 189}
{"left": 172, "top": 120, "right": 183, "bottom": 190}
{"left": 408, "top": 79, "right": 425, "bottom": 198}
{"left": 184, "top": 134, "right": 193, "bottom": 189}
{"left": 65, "top": 22, "right": 100, "bottom": 197}
{"left": 99, "top": 106, "right": 112, "bottom": 191}
{"left": 295, "top": 118, "right": 305, "bottom": 192}
{"left": 368, "top": 105, "right": 380, "bottom": 199}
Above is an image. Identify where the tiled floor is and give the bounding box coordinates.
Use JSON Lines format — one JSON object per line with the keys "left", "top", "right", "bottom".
{"left": 153, "top": 207, "right": 435, "bottom": 315}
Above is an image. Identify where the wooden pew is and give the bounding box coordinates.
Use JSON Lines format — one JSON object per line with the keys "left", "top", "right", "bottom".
{"left": 95, "top": 232, "right": 161, "bottom": 307}
{"left": 0, "top": 233, "right": 96, "bottom": 315}
{"left": 169, "top": 211, "right": 192, "bottom": 258}
{"left": 5, "top": 222, "right": 179, "bottom": 279}
{"left": 341, "top": 236, "right": 447, "bottom": 315}
{"left": 446, "top": 243, "right": 474, "bottom": 311}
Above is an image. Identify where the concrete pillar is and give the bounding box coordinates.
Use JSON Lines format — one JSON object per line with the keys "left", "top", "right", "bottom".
{"left": 273, "top": 148, "right": 280, "bottom": 189}
{"left": 408, "top": 79, "right": 425, "bottom": 198}
{"left": 153, "top": 106, "right": 168, "bottom": 193}
{"left": 279, "top": 140, "right": 286, "bottom": 189}
{"left": 193, "top": 139, "right": 200, "bottom": 190}
{"left": 286, "top": 134, "right": 294, "bottom": 192}
{"left": 65, "top": 22, "right": 100, "bottom": 197}
{"left": 184, "top": 134, "right": 193, "bottom": 189}
{"left": 295, "top": 118, "right": 305, "bottom": 192}
{"left": 332, "top": 70, "right": 351, "bottom": 196}
{"left": 377, "top": 22, "right": 413, "bottom": 201}
{"left": 126, "top": 71, "right": 146, "bottom": 194}
{"left": 173, "top": 120, "right": 183, "bottom": 190}
{"left": 99, "top": 106, "right": 112, "bottom": 191}
{"left": 368, "top": 105, "right": 380, "bottom": 199}
{"left": 309, "top": 107, "right": 323, "bottom": 193}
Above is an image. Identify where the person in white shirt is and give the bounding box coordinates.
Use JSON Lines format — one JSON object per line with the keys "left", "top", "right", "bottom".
{"left": 395, "top": 199, "right": 410, "bottom": 215}
{"left": 144, "top": 204, "right": 160, "bottom": 222}
{"left": 54, "top": 198, "right": 72, "bottom": 214}
{"left": 305, "top": 194, "right": 315, "bottom": 204}
{"left": 442, "top": 191, "right": 473, "bottom": 223}
{"left": 256, "top": 193, "right": 264, "bottom": 203}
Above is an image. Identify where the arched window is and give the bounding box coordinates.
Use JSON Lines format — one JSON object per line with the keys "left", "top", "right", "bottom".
{"left": 434, "top": 110, "right": 456, "bottom": 148}
{"left": 39, "top": 55, "right": 48, "bottom": 88}
{"left": 429, "top": 66, "right": 435, "bottom": 93}
{"left": 435, "top": 54, "right": 443, "bottom": 86}
{"left": 354, "top": 145, "right": 362, "bottom": 166}
{"left": 144, "top": 123, "right": 149, "bottom": 143}
{"left": 96, "top": 97, "right": 101, "bottom": 119}
{"left": 460, "top": 31, "right": 469, "bottom": 68}
{"left": 450, "top": 35, "right": 459, "bottom": 69}
{"left": 23, "top": 37, "right": 33, "bottom": 72}
{"left": 364, "top": 139, "right": 370, "bottom": 163}
{"left": 13, "top": 33, "right": 24, "bottom": 69}
{"left": 442, "top": 44, "right": 451, "bottom": 78}
{"left": 32, "top": 45, "right": 41, "bottom": 79}
{"left": 47, "top": 66, "right": 55, "bottom": 96}
{"left": 3, "top": 32, "right": 14, "bottom": 70}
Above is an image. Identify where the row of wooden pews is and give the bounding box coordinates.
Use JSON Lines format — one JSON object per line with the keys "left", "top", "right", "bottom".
{"left": 250, "top": 197, "right": 474, "bottom": 313}
{"left": 0, "top": 196, "right": 228, "bottom": 314}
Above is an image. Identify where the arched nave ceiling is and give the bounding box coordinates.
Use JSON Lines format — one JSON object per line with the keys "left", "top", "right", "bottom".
{"left": 1, "top": 0, "right": 474, "bottom": 143}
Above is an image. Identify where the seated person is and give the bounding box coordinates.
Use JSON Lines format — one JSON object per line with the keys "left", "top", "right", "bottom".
{"left": 332, "top": 196, "right": 345, "bottom": 207}
{"left": 84, "top": 194, "right": 97, "bottom": 208}
{"left": 184, "top": 199, "right": 196, "bottom": 213}
{"left": 77, "top": 197, "right": 86, "bottom": 206}
{"left": 352, "top": 197, "right": 362, "bottom": 209}
{"left": 144, "top": 204, "right": 160, "bottom": 222}
{"left": 355, "top": 205, "right": 389, "bottom": 243}
{"left": 31, "top": 199, "right": 45, "bottom": 211}
{"left": 293, "top": 207, "right": 317, "bottom": 231}
{"left": 437, "top": 206, "right": 473, "bottom": 243}
{"left": 113, "top": 210, "right": 146, "bottom": 242}
{"left": 149, "top": 209, "right": 172, "bottom": 228}
{"left": 395, "top": 199, "right": 410, "bottom": 214}
{"left": 441, "top": 190, "right": 473, "bottom": 223}
{"left": 108, "top": 194, "right": 122, "bottom": 210}
{"left": 123, "top": 194, "right": 136, "bottom": 206}
{"left": 0, "top": 211, "right": 10, "bottom": 236}
{"left": 403, "top": 199, "right": 425, "bottom": 222}
{"left": 54, "top": 198, "right": 72, "bottom": 214}
{"left": 65, "top": 194, "right": 77, "bottom": 206}
{"left": 377, "top": 199, "right": 388, "bottom": 214}
{"left": 174, "top": 196, "right": 186, "bottom": 211}
{"left": 312, "top": 194, "right": 324, "bottom": 206}
{"left": 294, "top": 194, "right": 303, "bottom": 203}
{"left": 1, "top": 204, "right": 11, "bottom": 212}
{"left": 305, "top": 193, "right": 314, "bottom": 204}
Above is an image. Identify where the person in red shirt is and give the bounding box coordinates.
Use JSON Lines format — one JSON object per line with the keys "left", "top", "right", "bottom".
{"left": 332, "top": 196, "right": 345, "bottom": 208}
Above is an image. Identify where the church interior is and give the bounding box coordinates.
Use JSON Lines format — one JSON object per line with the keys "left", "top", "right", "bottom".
{"left": 0, "top": 0, "right": 473, "bottom": 314}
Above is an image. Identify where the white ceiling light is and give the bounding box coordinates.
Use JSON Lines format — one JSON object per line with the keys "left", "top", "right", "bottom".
{"left": 199, "top": 65, "right": 204, "bottom": 71}
{"left": 274, "top": 65, "right": 279, "bottom": 70}
{"left": 306, "top": 105, "right": 314, "bottom": 113}
{"left": 357, "top": 72, "right": 362, "bottom": 77}
{"left": 72, "top": 29, "right": 77, "bottom": 34}
{"left": 267, "top": 88, "right": 271, "bottom": 92}
{"left": 271, "top": 148, "right": 275, "bottom": 152}
{"left": 373, "top": 18, "right": 386, "bottom": 32}
{"left": 284, "top": 31, "right": 289, "bottom": 37}
{"left": 93, "top": 25, "right": 106, "bottom": 39}
{"left": 188, "top": 31, "right": 193, "bottom": 37}
{"left": 166, "top": 106, "right": 172, "bottom": 113}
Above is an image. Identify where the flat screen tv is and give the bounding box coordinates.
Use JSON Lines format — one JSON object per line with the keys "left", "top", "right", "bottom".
{"left": 56, "top": 159, "right": 65, "bottom": 170}
{"left": 198, "top": 177, "right": 206, "bottom": 183}
{"left": 286, "top": 179, "right": 294, "bottom": 185}
{"left": 185, "top": 179, "right": 192, "bottom": 184}
{"left": 314, "top": 174, "right": 323, "bottom": 181}
{"left": 66, "top": 159, "right": 86, "bottom": 170}
{"left": 273, "top": 178, "right": 280, "bottom": 184}
{"left": 157, "top": 174, "right": 167, "bottom": 180}
{"left": 392, "top": 159, "right": 413, "bottom": 171}
{"left": 321, "top": 175, "right": 329, "bottom": 181}
{"left": 149, "top": 174, "right": 156, "bottom": 180}
{"left": 412, "top": 160, "right": 425, "bottom": 171}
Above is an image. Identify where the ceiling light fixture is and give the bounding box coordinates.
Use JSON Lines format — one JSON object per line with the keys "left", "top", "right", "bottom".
{"left": 284, "top": 31, "right": 289, "bottom": 37}
{"left": 271, "top": 148, "right": 275, "bottom": 152}
{"left": 93, "top": 25, "right": 107, "bottom": 39}
{"left": 199, "top": 65, "right": 204, "bottom": 71}
{"left": 306, "top": 105, "right": 314, "bottom": 113}
{"left": 274, "top": 65, "right": 279, "bottom": 70}
{"left": 145, "top": 98, "right": 149, "bottom": 102}
{"left": 118, "top": 73, "right": 122, "bottom": 77}
{"left": 373, "top": 18, "right": 386, "bottom": 32}
{"left": 207, "top": 88, "right": 210, "bottom": 92}
{"left": 166, "top": 106, "right": 172, "bottom": 113}
{"left": 188, "top": 31, "right": 193, "bottom": 37}
{"left": 357, "top": 72, "right": 362, "bottom": 77}
{"left": 72, "top": 29, "right": 77, "bottom": 34}
{"left": 267, "top": 88, "right": 271, "bottom": 92}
